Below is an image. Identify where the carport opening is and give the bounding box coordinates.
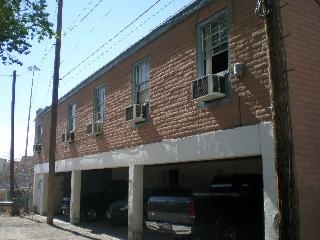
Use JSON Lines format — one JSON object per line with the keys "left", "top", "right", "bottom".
{"left": 54, "top": 172, "right": 71, "bottom": 216}
{"left": 143, "top": 157, "right": 264, "bottom": 239}
{"left": 79, "top": 168, "right": 129, "bottom": 223}
{"left": 144, "top": 157, "right": 262, "bottom": 192}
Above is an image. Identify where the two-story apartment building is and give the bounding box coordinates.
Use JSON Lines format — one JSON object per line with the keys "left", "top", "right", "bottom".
{"left": 32, "top": 0, "right": 320, "bottom": 239}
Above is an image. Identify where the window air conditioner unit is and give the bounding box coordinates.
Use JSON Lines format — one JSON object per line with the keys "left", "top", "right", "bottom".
{"left": 125, "top": 104, "right": 147, "bottom": 123}
{"left": 67, "top": 131, "right": 75, "bottom": 143}
{"left": 86, "top": 121, "right": 103, "bottom": 136}
{"left": 33, "top": 144, "right": 41, "bottom": 153}
{"left": 62, "top": 132, "right": 75, "bottom": 144}
{"left": 61, "top": 133, "right": 66, "bottom": 143}
{"left": 192, "top": 74, "right": 226, "bottom": 102}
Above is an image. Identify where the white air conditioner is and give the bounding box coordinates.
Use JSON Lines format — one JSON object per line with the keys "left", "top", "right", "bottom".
{"left": 87, "top": 121, "right": 103, "bottom": 136}
{"left": 125, "top": 104, "right": 147, "bottom": 123}
{"left": 192, "top": 74, "right": 226, "bottom": 102}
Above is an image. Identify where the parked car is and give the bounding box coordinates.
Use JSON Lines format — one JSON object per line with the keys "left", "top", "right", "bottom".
{"left": 146, "top": 174, "right": 264, "bottom": 240}
{"left": 105, "top": 189, "right": 158, "bottom": 225}
{"left": 106, "top": 199, "right": 128, "bottom": 225}
{"left": 61, "top": 197, "right": 70, "bottom": 216}
{"left": 61, "top": 180, "right": 128, "bottom": 222}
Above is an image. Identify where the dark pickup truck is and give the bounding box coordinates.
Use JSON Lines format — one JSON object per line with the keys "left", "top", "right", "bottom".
{"left": 146, "top": 174, "right": 264, "bottom": 240}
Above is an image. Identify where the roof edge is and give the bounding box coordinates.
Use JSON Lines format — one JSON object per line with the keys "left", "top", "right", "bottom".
{"left": 36, "top": 0, "right": 213, "bottom": 118}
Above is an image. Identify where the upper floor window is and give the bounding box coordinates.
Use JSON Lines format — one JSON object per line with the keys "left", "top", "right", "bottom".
{"left": 94, "top": 85, "right": 105, "bottom": 122}
{"left": 192, "top": 10, "right": 229, "bottom": 106}
{"left": 35, "top": 122, "right": 42, "bottom": 144}
{"left": 68, "top": 103, "right": 76, "bottom": 132}
{"left": 133, "top": 58, "right": 149, "bottom": 104}
{"left": 198, "top": 11, "right": 228, "bottom": 76}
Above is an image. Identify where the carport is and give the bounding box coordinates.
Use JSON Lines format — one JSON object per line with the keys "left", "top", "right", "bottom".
{"left": 33, "top": 123, "right": 278, "bottom": 239}
{"left": 144, "top": 157, "right": 262, "bottom": 192}
{"left": 143, "top": 157, "right": 264, "bottom": 238}
{"left": 68, "top": 167, "right": 129, "bottom": 224}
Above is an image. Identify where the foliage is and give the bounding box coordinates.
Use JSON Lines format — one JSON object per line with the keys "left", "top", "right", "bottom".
{"left": 0, "top": 0, "right": 54, "bottom": 65}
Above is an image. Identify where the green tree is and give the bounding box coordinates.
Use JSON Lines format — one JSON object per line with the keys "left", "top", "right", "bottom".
{"left": 0, "top": 0, "right": 54, "bottom": 65}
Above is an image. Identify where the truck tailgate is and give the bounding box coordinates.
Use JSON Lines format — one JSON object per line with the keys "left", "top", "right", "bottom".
{"left": 148, "top": 196, "right": 195, "bottom": 225}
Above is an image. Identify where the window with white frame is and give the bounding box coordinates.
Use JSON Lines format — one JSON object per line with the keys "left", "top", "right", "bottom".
{"left": 133, "top": 58, "right": 149, "bottom": 104}
{"left": 68, "top": 103, "right": 76, "bottom": 132}
{"left": 35, "top": 122, "right": 42, "bottom": 144}
{"left": 94, "top": 85, "right": 105, "bottom": 122}
{"left": 198, "top": 11, "right": 228, "bottom": 76}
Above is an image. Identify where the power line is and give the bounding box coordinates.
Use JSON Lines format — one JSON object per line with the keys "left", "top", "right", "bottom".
{"left": 32, "top": 3, "right": 58, "bottom": 108}
{"left": 61, "top": 0, "right": 162, "bottom": 80}
{"left": 0, "top": 74, "right": 13, "bottom": 77}
{"left": 63, "top": 0, "right": 95, "bottom": 36}
{"left": 71, "top": 0, "right": 176, "bottom": 80}
{"left": 60, "top": 0, "right": 120, "bottom": 65}
{"left": 62, "top": 0, "right": 104, "bottom": 38}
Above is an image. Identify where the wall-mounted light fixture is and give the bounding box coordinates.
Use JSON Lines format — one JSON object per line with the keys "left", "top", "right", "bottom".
{"left": 233, "top": 62, "right": 245, "bottom": 78}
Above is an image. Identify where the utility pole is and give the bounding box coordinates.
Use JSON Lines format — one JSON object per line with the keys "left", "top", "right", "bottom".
{"left": 47, "top": 0, "right": 63, "bottom": 225}
{"left": 24, "top": 66, "right": 40, "bottom": 161}
{"left": 10, "top": 70, "right": 19, "bottom": 216}
{"left": 263, "top": 1, "right": 300, "bottom": 239}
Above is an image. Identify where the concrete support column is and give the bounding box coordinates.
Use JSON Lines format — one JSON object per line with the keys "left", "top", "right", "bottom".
{"left": 128, "top": 164, "right": 144, "bottom": 240}
{"left": 70, "top": 170, "right": 81, "bottom": 224}
{"left": 259, "top": 123, "right": 279, "bottom": 240}
{"left": 40, "top": 173, "right": 48, "bottom": 216}
{"left": 32, "top": 173, "right": 39, "bottom": 213}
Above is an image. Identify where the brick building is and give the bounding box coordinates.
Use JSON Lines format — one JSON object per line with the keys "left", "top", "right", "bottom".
{"left": 32, "top": 0, "right": 320, "bottom": 239}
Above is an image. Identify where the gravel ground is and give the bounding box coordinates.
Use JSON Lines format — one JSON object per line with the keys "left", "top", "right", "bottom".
{"left": 0, "top": 213, "right": 171, "bottom": 240}
{"left": 0, "top": 213, "right": 126, "bottom": 240}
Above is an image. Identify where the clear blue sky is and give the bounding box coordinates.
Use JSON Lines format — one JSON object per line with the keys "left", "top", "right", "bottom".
{"left": 0, "top": 0, "right": 192, "bottom": 160}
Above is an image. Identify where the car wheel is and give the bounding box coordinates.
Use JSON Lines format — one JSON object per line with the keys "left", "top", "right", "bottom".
{"left": 81, "top": 207, "right": 97, "bottom": 222}
{"left": 213, "top": 218, "right": 238, "bottom": 240}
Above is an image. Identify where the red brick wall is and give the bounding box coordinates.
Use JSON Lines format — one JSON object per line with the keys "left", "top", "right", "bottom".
{"left": 35, "top": 0, "right": 271, "bottom": 163}
{"left": 281, "top": 1, "right": 320, "bottom": 239}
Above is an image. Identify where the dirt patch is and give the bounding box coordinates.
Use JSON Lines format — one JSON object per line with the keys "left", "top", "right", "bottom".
{"left": 0, "top": 213, "right": 123, "bottom": 240}
{"left": 0, "top": 213, "right": 171, "bottom": 240}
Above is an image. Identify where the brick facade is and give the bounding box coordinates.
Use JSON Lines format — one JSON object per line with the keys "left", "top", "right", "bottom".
{"left": 35, "top": 0, "right": 271, "bottom": 163}
{"left": 33, "top": 0, "right": 320, "bottom": 238}
{"left": 281, "top": 1, "right": 320, "bottom": 239}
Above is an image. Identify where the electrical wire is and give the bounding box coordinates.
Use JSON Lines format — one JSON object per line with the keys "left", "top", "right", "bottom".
{"left": 63, "top": 0, "right": 95, "bottom": 36}
{"left": 61, "top": 0, "right": 162, "bottom": 80}
{"left": 71, "top": 0, "right": 176, "bottom": 80}
{"left": 60, "top": 0, "right": 121, "bottom": 65}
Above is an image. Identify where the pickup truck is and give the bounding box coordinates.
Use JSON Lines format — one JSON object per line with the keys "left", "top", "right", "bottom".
{"left": 146, "top": 174, "right": 264, "bottom": 240}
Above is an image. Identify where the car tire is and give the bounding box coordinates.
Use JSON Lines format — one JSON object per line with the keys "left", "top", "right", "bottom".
{"left": 81, "top": 207, "right": 97, "bottom": 222}
{"left": 212, "top": 218, "right": 238, "bottom": 240}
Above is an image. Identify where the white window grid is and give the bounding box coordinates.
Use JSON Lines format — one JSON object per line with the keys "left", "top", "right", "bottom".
{"left": 94, "top": 86, "right": 105, "bottom": 122}
{"left": 35, "top": 123, "right": 42, "bottom": 144}
{"left": 201, "top": 13, "right": 228, "bottom": 56}
{"left": 68, "top": 103, "right": 76, "bottom": 132}
{"left": 134, "top": 60, "right": 149, "bottom": 104}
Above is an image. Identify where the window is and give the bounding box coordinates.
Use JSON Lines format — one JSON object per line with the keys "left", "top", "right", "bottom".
{"left": 68, "top": 103, "right": 76, "bottom": 132}
{"left": 94, "top": 85, "right": 105, "bottom": 122}
{"left": 198, "top": 11, "right": 228, "bottom": 77}
{"left": 133, "top": 58, "right": 149, "bottom": 104}
{"left": 35, "top": 122, "right": 42, "bottom": 144}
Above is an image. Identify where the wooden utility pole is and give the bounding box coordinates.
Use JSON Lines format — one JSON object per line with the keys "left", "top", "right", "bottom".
{"left": 47, "top": 0, "right": 63, "bottom": 225}
{"left": 10, "top": 70, "right": 19, "bottom": 216}
{"left": 25, "top": 66, "right": 40, "bottom": 160}
{"left": 264, "top": 1, "right": 300, "bottom": 239}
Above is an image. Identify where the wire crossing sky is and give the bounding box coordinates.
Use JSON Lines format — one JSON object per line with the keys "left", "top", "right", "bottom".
{"left": 0, "top": 0, "right": 193, "bottom": 160}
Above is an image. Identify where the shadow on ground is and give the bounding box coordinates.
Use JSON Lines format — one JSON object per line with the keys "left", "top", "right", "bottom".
{"left": 54, "top": 215, "right": 173, "bottom": 240}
